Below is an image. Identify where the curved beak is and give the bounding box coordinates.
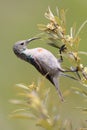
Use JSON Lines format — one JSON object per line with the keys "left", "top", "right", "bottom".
{"left": 25, "top": 37, "right": 41, "bottom": 44}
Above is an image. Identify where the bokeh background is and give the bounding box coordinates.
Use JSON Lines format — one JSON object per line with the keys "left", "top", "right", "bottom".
{"left": 0, "top": 0, "right": 87, "bottom": 130}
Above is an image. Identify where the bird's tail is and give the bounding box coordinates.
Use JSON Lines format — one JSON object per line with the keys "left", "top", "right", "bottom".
{"left": 52, "top": 77, "right": 64, "bottom": 102}
{"left": 52, "top": 72, "right": 78, "bottom": 102}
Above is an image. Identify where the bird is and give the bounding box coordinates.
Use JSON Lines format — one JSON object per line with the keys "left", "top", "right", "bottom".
{"left": 13, "top": 37, "right": 77, "bottom": 102}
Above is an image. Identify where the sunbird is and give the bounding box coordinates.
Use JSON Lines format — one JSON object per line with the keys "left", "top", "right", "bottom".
{"left": 13, "top": 37, "right": 77, "bottom": 102}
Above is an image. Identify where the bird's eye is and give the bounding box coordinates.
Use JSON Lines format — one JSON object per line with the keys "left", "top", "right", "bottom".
{"left": 20, "top": 42, "right": 24, "bottom": 45}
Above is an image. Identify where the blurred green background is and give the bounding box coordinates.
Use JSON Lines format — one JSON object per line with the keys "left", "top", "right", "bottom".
{"left": 0, "top": 0, "right": 87, "bottom": 130}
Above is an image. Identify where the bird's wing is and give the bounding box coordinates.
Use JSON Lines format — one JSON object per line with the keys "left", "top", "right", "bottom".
{"left": 34, "top": 56, "right": 64, "bottom": 102}
{"left": 26, "top": 55, "right": 54, "bottom": 84}
{"left": 34, "top": 58, "right": 55, "bottom": 84}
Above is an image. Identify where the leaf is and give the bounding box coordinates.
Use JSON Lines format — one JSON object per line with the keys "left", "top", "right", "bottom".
{"left": 60, "top": 9, "right": 66, "bottom": 27}
{"left": 38, "top": 24, "right": 47, "bottom": 31}
{"left": 71, "top": 23, "right": 76, "bottom": 37}
{"left": 75, "top": 20, "right": 87, "bottom": 38}
{"left": 79, "top": 51, "right": 87, "bottom": 56}
{"left": 11, "top": 113, "right": 36, "bottom": 120}
{"left": 36, "top": 118, "right": 53, "bottom": 130}
{"left": 55, "top": 16, "right": 61, "bottom": 25}
{"left": 71, "top": 87, "right": 87, "bottom": 97}
{"left": 16, "top": 84, "right": 29, "bottom": 90}
{"left": 45, "top": 7, "right": 55, "bottom": 22}
{"left": 63, "top": 120, "right": 73, "bottom": 130}
{"left": 10, "top": 99, "right": 25, "bottom": 105}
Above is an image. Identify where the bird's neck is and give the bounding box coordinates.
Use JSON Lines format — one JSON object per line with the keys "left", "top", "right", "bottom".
{"left": 14, "top": 47, "right": 33, "bottom": 64}
{"left": 14, "top": 48, "right": 28, "bottom": 61}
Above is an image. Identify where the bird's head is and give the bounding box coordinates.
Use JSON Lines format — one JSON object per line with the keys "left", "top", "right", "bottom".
{"left": 13, "top": 37, "right": 40, "bottom": 55}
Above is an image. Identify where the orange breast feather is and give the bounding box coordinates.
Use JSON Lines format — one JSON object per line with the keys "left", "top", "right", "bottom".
{"left": 37, "top": 48, "right": 43, "bottom": 52}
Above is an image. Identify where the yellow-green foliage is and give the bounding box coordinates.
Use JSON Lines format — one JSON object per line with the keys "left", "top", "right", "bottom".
{"left": 11, "top": 81, "right": 87, "bottom": 130}
{"left": 38, "top": 7, "right": 87, "bottom": 85}
{"left": 11, "top": 7, "right": 87, "bottom": 130}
